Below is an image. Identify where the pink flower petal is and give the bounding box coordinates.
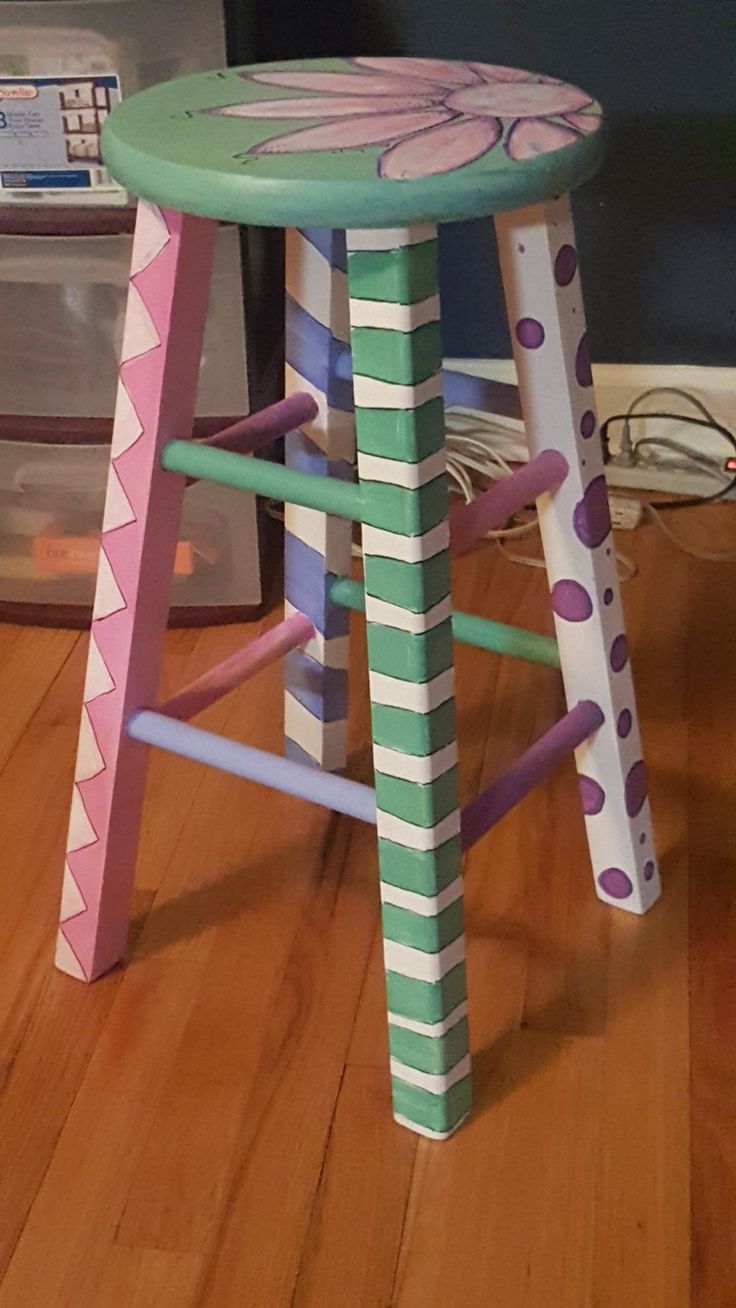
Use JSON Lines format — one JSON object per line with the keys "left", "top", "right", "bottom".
{"left": 447, "top": 81, "right": 592, "bottom": 119}
{"left": 564, "top": 111, "right": 603, "bottom": 135}
{"left": 379, "top": 115, "right": 502, "bottom": 180}
{"left": 247, "top": 69, "right": 425, "bottom": 97}
{"left": 209, "top": 93, "right": 438, "bottom": 120}
{"left": 352, "top": 56, "right": 480, "bottom": 88}
{"left": 505, "top": 117, "right": 582, "bottom": 160}
{"left": 467, "top": 62, "right": 535, "bottom": 83}
{"left": 251, "top": 108, "right": 455, "bottom": 155}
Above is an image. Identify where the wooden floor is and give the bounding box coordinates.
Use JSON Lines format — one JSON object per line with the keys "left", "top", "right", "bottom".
{"left": 0, "top": 506, "right": 733, "bottom": 1307}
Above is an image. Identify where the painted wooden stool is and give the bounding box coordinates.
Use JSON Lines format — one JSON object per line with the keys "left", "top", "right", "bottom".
{"left": 57, "top": 57, "right": 660, "bottom": 1140}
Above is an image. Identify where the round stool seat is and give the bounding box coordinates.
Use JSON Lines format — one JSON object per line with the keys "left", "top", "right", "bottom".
{"left": 102, "top": 56, "right": 604, "bottom": 229}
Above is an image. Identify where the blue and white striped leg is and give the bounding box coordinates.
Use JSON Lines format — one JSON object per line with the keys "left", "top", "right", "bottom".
{"left": 283, "top": 228, "right": 356, "bottom": 770}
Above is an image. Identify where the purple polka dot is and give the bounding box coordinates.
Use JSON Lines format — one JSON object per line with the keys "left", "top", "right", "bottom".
{"left": 516, "top": 317, "right": 545, "bottom": 350}
{"left": 617, "top": 708, "right": 632, "bottom": 738}
{"left": 639, "top": 832, "right": 647, "bottom": 845}
{"left": 598, "top": 867, "right": 633, "bottom": 899}
{"left": 575, "top": 333, "right": 592, "bottom": 387}
{"left": 580, "top": 409, "right": 596, "bottom": 439}
{"left": 550, "top": 579, "right": 593, "bottom": 622}
{"left": 579, "top": 775, "right": 605, "bottom": 815}
{"left": 603, "top": 587, "right": 614, "bottom": 606}
{"left": 644, "top": 860, "right": 655, "bottom": 881}
{"left": 625, "top": 760, "right": 647, "bottom": 817}
{"left": 573, "top": 475, "right": 611, "bottom": 549}
{"left": 610, "top": 634, "right": 629, "bottom": 672}
{"left": 554, "top": 244, "right": 578, "bottom": 287}
{"left": 518, "top": 243, "right": 525, "bottom": 253}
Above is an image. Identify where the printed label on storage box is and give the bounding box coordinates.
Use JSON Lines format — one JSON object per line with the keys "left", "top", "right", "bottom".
{"left": 33, "top": 533, "right": 195, "bottom": 578}
{"left": 0, "top": 74, "right": 125, "bottom": 200}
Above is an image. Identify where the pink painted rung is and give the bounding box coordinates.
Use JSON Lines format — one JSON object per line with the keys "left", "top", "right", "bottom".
{"left": 184, "top": 392, "right": 319, "bottom": 484}
{"left": 158, "top": 612, "right": 314, "bottom": 722}
{"left": 460, "top": 699, "right": 604, "bottom": 850}
{"left": 449, "top": 448, "right": 568, "bottom": 558}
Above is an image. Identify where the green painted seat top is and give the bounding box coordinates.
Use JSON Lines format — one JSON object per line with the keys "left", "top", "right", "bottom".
{"left": 101, "top": 56, "right": 605, "bottom": 228}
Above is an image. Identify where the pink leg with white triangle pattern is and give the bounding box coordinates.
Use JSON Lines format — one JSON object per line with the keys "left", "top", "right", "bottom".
{"left": 57, "top": 203, "right": 217, "bottom": 981}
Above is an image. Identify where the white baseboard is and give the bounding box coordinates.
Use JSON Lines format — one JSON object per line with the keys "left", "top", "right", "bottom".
{"left": 445, "top": 359, "right": 736, "bottom": 497}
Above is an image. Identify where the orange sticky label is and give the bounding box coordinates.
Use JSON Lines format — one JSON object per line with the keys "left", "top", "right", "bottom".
{"left": 33, "top": 533, "right": 195, "bottom": 577}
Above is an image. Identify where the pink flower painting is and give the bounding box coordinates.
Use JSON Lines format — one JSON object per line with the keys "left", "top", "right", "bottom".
{"left": 204, "top": 57, "right": 602, "bottom": 180}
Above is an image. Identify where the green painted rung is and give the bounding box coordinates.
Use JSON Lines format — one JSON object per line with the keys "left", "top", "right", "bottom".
{"left": 330, "top": 576, "right": 560, "bottom": 670}
{"left": 162, "top": 440, "right": 363, "bottom": 521}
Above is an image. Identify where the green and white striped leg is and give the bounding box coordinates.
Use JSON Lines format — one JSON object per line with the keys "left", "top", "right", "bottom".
{"left": 346, "top": 226, "right": 470, "bottom": 1139}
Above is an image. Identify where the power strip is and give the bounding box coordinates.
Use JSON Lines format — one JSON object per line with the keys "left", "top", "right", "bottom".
{"left": 446, "top": 358, "right": 736, "bottom": 500}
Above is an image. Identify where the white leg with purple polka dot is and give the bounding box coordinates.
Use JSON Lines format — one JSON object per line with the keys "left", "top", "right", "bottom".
{"left": 496, "top": 195, "right": 660, "bottom": 914}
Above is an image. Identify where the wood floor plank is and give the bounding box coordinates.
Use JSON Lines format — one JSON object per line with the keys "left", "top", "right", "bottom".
{"left": 0, "top": 960, "right": 204, "bottom": 1308}
{"left": 96, "top": 1248, "right": 204, "bottom": 1308}
{"left": 292, "top": 1065, "right": 417, "bottom": 1308}
{"left": 687, "top": 527, "right": 736, "bottom": 1308}
{"left": 0, "top": 625, "right": 77, "bottom": 774}
{"left": 192, "top": 822, "right": 380, "bottom": 1308}
{"left": 393, "top": 1030, "right": 605, "bottom": 1308}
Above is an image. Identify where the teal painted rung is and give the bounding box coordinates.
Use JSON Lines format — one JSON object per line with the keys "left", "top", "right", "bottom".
{"left": 161, "top": 440, "right": 363, "bottom": 521}
{"left": 329, "top": 576, "right": 560, "bottom": 670}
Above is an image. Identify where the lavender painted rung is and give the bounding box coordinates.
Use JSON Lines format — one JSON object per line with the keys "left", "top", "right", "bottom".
{"left": 158, "top": 613, "right": 314, "bottom": 722}
{"left": 127, "top": 711, "right": 377, "bottom": 824}
{"left": 184, "top": 392, "right": 319, "bottom": 484}
{"left": 460, "top": 699, "right": 604, "bottom": 850}
{"left": 449, "top": 449, "right": 569, "bottom": 558}
{"left": 205, "top": 392, "right": 318, "bottom": 455}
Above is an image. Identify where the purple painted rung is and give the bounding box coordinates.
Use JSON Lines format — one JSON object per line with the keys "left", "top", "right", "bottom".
{"left": 185, "top": 392, "right": 319, "bottom": 484}
{"left": 461, "top": 699, "right": 604, "bottom": 850}
{"left": 158, "top": 612, "right": 314, "bottom": 722}
{"left": 449, "top": 448, "right": 568, "bottom": 558}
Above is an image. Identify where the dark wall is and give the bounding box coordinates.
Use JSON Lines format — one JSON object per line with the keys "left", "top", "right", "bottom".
{"left": 229, "top": 0, "right": 734, "bottom": 366}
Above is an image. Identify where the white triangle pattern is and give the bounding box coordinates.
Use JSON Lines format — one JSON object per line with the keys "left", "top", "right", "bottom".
{"left": 120, "top": 283, "right": 160, "bottom": 364}
{"left": 60, "top": 861, "right": 86, "bottom": 921}
{"left": 93, "top": 548, "right": 126, "bottom": 620}
{"left": 102, "top": 463, "right": 136, "bottom": 532}
{"left": 67, "top": 786, "right": 96, "bottom": 853}
{"left": 84, "top": 634, "right": 114, "bottom": 702}
{"left": 130, "top": 201, "right": 170, "bottom": 276}
{"left": 75, "top": 706, "right": 104, "bottom": 783}
{"left": 110, "top": 378, "right": 143, "bottom": 458}
{"left": 55, "top": 930, "right": 86, "bottom": 980}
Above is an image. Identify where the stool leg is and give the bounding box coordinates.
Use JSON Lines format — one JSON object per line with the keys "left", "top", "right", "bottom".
{"left": 284, "top": 228, "right": 355, "bottom": 770}
{"left": 56, "top": 203, "right": 217, "bottom": 980}
{"left": 496, "top": 197, "right": 660, "bottom": 914}
{"left": 346, "top": 226, "right": 470, "bottom": 1138}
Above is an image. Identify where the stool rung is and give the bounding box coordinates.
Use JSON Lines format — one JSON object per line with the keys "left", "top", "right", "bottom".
{"left": 158, "top": 613, "right": 314, "bottom": 722}
{"left": 329, "top": 577, "right": 560, "bottom": 670}
{"left": 460, "top": 700, "right": 604, "bottom": 850}
{"left": 184, "top": 394, "right": 319, "bottom": 488}
{"left": 449, "top": 449, "right": 568, "bottom": 558}
{"left": 162, "top": 439, "right": 363, "bottom": 521}
{"left": 127, "top": 711, "right": 377, "bottom": 824}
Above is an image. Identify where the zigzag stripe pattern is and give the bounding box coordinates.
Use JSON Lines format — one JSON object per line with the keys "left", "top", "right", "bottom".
{"left": 57, "top": 203, "right": 215, "bottom": 980}
{"left": 283, "top": 228, "right": 356, "bottom": 771}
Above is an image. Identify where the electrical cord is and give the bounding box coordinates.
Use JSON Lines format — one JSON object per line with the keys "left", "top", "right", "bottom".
{"left": 598, "top": 385, "right": 736, "bottom": 561}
